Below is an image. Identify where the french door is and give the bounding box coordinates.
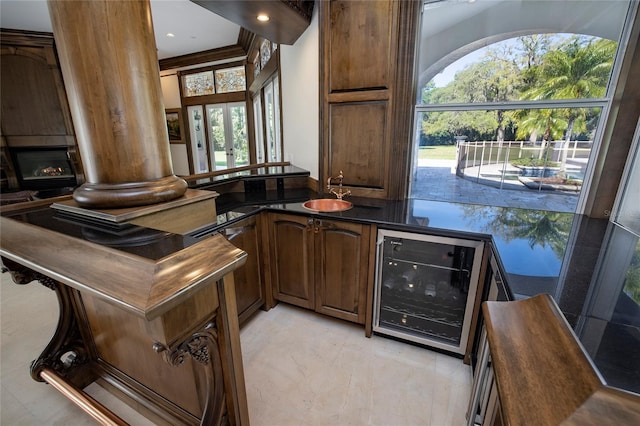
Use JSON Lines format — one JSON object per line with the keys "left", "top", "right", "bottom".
{"left": 187, "top": 102, "right": 248, "bottom": 173}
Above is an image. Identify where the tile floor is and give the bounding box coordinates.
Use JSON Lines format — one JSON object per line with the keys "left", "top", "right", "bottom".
{"left": 1, "top": 272, "right": 472, "bottom": 425}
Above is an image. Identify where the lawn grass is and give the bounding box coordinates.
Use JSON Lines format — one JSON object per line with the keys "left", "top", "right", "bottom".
{"left": 417, "top": 145, "right": 457, "bottom": 160}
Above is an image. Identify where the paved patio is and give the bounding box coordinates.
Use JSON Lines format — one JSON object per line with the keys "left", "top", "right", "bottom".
{"left": 410, "top": 160, "right": 578, "bottom": 213}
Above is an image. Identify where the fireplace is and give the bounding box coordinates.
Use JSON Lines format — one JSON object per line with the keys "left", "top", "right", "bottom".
{"left": 10, "top": 146, "right": 77, "bottom": 191}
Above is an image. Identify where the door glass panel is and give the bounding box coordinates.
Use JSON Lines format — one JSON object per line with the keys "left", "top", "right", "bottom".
{"left": 273, "top": 78, "right": 282, "bottom": 162}
{"left": 253, "top": 95, "right": 265, "bottom": 163}
{"left": 206, "top": 105, "right": 226, "bottom": 171}
{"left": 230, "top": 103, "right": 249, "bottom": 167}
{"left": 264, "top": 81, "right": 274, "bottom": 162}
{"left": 205, "top": 103, "right": 248, "bottom": 170}
{"left": 265, "top": 81, "right": 279, "bottom": 162}
{"left": 187, "top": 105, "right": 209, "bottom": 174}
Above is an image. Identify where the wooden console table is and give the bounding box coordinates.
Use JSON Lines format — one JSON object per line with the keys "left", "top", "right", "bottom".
{"left": 1, "top": 193, "right": 250, "bottom": 425}
{"left": 468, "top": 293, "right": 640, "bottom": 425}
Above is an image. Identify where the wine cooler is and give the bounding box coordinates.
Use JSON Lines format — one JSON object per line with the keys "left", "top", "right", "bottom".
{"left": 373, "top": 229, "right": 484, "bottom": 355}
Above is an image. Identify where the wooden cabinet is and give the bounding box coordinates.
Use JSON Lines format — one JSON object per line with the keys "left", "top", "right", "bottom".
{"left": 269, "top": 213, "right": 316, "bottom": 309}
{"left": 268, "top": 212, "right": 372, "bottom": 324}
{"left": 0, "top": 30, "right": 84, "bottom": 189}
{"left": 319, "top": 0, "right": 420, "bottom": 200}
{"left": 314, "top": 218, "right": 371, "bottom": 324}
{"left": 0, "top": 31, "right": 73, "bottom": 143}
{"left": 326, "top": 0, "right": 394, "bottom": 92}
{"left": 222, "top": 215, "right": 266, "bottom": 324}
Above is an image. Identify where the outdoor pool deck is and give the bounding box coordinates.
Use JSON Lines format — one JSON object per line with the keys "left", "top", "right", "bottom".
{"left": 411, "top": 160, "right": 579, "bottom": 213}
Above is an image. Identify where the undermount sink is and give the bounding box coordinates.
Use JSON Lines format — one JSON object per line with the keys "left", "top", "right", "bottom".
{"left": 302, "top": 198, "right": 353, "bottom": 212}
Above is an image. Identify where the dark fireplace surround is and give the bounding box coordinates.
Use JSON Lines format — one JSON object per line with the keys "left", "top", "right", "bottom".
{"left": 9, "top": 146, "right": 78, "bottom": 193}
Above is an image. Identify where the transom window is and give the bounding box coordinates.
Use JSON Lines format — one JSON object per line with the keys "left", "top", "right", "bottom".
{"left": 182, "top": 66, "right": 246, "bottom": 98}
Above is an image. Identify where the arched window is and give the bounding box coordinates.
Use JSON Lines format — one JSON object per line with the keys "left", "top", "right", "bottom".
{"left": 411, "top": 0, "right": 637, "bottom": 214}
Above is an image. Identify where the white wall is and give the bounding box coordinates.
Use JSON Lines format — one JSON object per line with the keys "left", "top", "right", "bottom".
{"left": 170, "top": 144, "right": 190, "bottom": 176}
{"left": 280, "top": 8, "right": 320, "bottom": 179}
{"left": 160, "top": 72, "right": 189, "bottom": 174}
{"left": 160, "top": 73, "right": 182, "bottom": 109}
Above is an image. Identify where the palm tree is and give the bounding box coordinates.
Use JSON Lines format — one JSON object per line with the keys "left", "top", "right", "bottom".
{"left": 520, "top": 37, "right": 616, "bottom": 168}
{"left": 514, "top": 108, "right": 567, "bottom": 161}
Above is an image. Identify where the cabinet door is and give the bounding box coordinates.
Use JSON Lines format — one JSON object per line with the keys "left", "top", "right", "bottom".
{"left": 327, "top": 0, "right": 394, "bottom": 92}
{"left": 224, "top": 216, "right": 264, "bottom": 324}
{"left": 1, "top": 45, "right": 71, "bottom": 137}
{"left": 320, "top": 0, "right": 419, "bottom": 200}
{"left": 329, "top": 102, "right": 388, "bottom": 190}
{"left": 269, "top": 213, "right": 315, "bottom": 309}
{"left": 315, "top": 220, "right": 370, "bottom": 324}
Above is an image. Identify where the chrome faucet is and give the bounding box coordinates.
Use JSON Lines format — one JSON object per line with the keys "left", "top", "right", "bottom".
{"left": 327, "top": 170, "right": 351, "bottom": 200}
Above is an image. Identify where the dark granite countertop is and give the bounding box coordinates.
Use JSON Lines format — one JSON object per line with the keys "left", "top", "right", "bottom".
{"left": 209, "top": 190, "right": 640, "bottom": 395}
{"left": 3, "top": 187, "right": 638, "bottom": 395}
{"left": 2, "top": 206, "right": 200, "bottom": 260}
{"left": 186, "top": 164, "right": 310, "bottom": 189}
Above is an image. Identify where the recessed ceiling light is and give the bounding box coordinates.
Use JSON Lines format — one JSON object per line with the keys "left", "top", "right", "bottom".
{"left": 257, "top": 14, "right": 270, "bottom": 22}
{"left": 166, "top": 32, "right": 175, "bottom": 38}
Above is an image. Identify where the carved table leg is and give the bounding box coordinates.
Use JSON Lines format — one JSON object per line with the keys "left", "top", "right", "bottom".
{"left": 1, "top": 258, "right": 90, "bottom": 383}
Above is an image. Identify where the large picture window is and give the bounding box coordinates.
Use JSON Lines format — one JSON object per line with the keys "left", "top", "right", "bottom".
{"left": 411, "top": 0, "right": 636, "bottom": 213}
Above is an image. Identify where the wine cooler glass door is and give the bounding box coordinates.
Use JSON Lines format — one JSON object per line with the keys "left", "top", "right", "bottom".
{"left": 373, "top": 229, "right": 484, "bottom": 354}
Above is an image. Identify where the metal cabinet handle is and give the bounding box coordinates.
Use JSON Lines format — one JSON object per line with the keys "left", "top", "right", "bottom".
{"left": 224, "top": 226, "right": 252, "bottom": 239}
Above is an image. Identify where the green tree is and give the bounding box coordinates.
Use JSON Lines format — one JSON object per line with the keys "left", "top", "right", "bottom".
{"left": 421, "top": 52, "right": 520, "bottom": 146}
{"left": 421, "top": 80, "right": 437, "bottom": 104}
{"left": 520, "top": 37, "right": 616, "bottom": 167}
{"left": 231, "top": 106, "right": 248, "bottom": 164}
{"left": 516, "top": 34, "right": 553, "bottom": 91}
{"left": 514, "top": 108, "right": 567, "bottom": 160}
{"left": 624, "top": 242, "right": 640, "bottom": 304}
{"left": 420, "top": 34, "right": 615, "bottom": 164}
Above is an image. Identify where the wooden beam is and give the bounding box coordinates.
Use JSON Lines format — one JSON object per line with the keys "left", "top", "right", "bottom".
{"left": 159, "top": 44, "right": 247, "bottom": 71}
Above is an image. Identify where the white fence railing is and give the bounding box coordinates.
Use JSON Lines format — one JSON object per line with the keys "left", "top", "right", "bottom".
{"left": 455, "top": 140, "right": 591, "bottom": 190}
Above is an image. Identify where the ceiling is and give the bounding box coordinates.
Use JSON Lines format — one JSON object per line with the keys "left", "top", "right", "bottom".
{"left": 0, "top": 0, "right": 241, "bottom": 60}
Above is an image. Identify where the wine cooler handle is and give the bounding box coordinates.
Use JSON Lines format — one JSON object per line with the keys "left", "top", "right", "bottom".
{"left": 372, "top": 233, "right": 386, "bottom": 330}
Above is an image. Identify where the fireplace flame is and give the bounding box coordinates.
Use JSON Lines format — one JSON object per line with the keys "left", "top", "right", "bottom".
{"left": 34, "top": 166, "right": 66, "bottom": 177}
